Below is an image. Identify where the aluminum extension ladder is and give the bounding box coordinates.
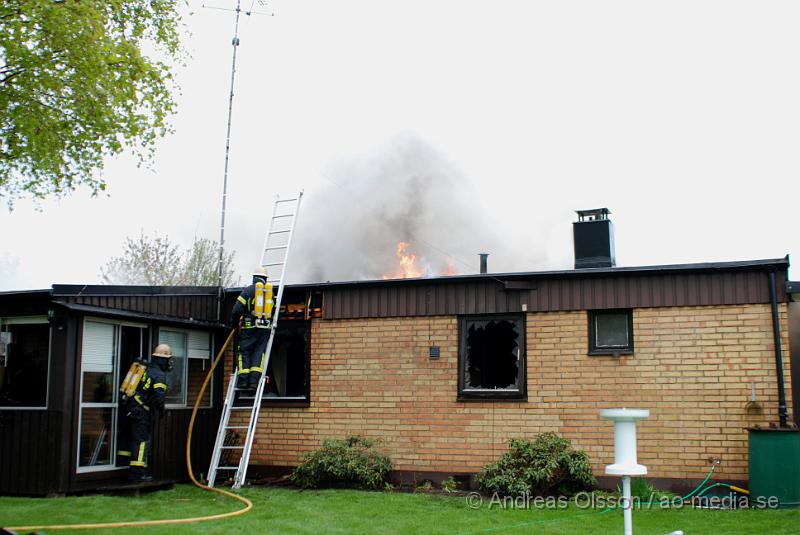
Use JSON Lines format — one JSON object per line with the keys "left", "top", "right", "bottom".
{"left": 207, "top": 191, "right": 303, "bottom": 489}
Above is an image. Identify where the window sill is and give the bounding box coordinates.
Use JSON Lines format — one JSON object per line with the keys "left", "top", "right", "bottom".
{"left": 458, "top": 393, "right": 527, "bottom": 402}
{"left": 260, "top": 398, "right": 310, "bottom": 408}
{"left": 587, "top": 350, "right": 634, "bottom": 357}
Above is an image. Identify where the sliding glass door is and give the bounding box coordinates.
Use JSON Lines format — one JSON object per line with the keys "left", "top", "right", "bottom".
{"left": 77, "top": 319, "right": 149, "bottom": 473}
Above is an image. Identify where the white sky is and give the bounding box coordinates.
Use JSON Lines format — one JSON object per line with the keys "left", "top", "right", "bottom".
{"left": 1, "top": 0, "right": 799, "bottom": 290}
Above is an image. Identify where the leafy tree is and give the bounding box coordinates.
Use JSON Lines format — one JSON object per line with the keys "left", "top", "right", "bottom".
{"left": 182, "top": 237, "right": 238, "bottom": 287}
{"left": 0, "top": 1, "right": 184, "bottom": 206}
{"left": 101, "top": 232, "right": 238, "bottom": 286}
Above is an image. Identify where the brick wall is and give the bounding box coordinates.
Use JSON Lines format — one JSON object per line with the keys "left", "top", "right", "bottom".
{"left": 229, "top": 303, "right": 792, "bottom": 482}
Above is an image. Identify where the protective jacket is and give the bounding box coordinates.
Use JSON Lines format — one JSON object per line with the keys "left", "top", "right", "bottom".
{"left": 231, "top": 284, "right": 274, "bottom": 388}
{"left": 118, "top": 360, "right": 169, "bottom": 477}
{"left": 130, "top": 364, "right": 168, "bottom": 413}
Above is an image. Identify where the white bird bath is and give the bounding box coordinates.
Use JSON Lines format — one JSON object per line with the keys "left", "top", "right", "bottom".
{"left": 600, "top": 408, "right": 650, "bottom": 535}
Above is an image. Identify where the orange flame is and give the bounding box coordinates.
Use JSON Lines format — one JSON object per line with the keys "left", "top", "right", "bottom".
{"left": 440, "top": 259, "right": 458, "bottom": 276}
{"left": 383, "top": 241, "right": 426, "bottom": 279}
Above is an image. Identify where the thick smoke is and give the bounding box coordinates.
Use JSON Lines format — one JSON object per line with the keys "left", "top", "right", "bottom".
{"left": 289, "top": 135, "right": 502, "bottom": 283}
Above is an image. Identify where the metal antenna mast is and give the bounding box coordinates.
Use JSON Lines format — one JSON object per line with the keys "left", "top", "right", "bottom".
{"left": 216, "top": 0, "right": 242, "bottom": 303}
{"left": 208, "top": 0, "right": 272, "bottom": 317}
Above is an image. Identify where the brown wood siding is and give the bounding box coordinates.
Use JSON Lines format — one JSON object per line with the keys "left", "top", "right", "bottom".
{"left": 324, "top": 270, "right": 787, "bottom": 320}
{"left": 69, "top": 409, "right": 219, "bottom": 493}
{"left": 0, "top": 411, "right": 62, "bottom": 495}
{"left": 151, "top": 409, "right": 218, "bottom": 482}
{"left": 59, "top": 294, "right": 219, "bottom": 323}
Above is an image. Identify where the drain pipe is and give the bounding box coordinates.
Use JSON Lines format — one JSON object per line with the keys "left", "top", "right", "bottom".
{"left": 768, "top": 271, "right": 789, "bottom": 428}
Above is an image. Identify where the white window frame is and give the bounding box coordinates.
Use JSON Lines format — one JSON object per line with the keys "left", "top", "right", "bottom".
{"left": 76, "top": 317, "right": 148, "bottom": 474}
{"left": 0, "top": 316, "right": 52, "bottom": 411}
{"left": 159, "top": 327, "right": 214, "bottom": 409}
{"left": 189, "top": 330, "right": 215, "bottom": 409}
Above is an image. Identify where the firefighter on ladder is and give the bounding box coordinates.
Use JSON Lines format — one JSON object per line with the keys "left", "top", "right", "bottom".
{"left": 118, "top": 344, "right": 173, "bottom": 481}
{"left": 231, "top": 266, "right": 274, "bottom": 394}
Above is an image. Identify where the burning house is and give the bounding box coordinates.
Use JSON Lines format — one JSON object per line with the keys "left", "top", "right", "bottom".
{"left": 222, "top": 209, "right": 797, "bottom": 492}
{"left": 1, "top": 208, "right": 797, "bottom": 495}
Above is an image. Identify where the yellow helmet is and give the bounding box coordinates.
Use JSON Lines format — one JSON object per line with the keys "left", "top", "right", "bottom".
{"left": 152, "top": 343, "right": 173, "bottom": 358}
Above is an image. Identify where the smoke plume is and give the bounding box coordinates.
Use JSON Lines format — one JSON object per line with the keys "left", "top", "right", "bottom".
{"left": 289, "top": 135, "right": 502, "bottom": 283}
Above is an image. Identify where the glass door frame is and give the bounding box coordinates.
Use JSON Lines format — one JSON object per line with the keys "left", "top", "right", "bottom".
{"left": 76, "top": 317, "right": 150, "bottom": 474}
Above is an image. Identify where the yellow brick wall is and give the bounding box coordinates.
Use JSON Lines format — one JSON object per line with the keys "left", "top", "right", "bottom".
{"left": 229, "top": 303, "right": 792, "bottom": 481}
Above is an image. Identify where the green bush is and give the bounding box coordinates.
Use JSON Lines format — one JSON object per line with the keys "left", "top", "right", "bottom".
{"left": 290, "top": 436, "right": 392, "bottom": 489}
{"left": 476, "top": 432, "right": 596, "bottom": 496}
{"left": 441, "top": 476, "right": 460, "bottom": 493}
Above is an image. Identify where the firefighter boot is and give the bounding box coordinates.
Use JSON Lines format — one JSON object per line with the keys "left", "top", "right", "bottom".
{"left": 129, "top": 467, "right": 153, "bottom": 482}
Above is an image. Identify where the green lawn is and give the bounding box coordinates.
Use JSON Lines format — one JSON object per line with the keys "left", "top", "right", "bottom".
{"left": 1, "top": 486, "right": 798, "bottom": 534}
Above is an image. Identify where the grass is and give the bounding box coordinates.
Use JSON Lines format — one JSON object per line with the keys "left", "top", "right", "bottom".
{"left": 1, "top": 485, "right": 799, "bottom": 534}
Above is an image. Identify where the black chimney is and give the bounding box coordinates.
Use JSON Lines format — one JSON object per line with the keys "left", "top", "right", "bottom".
{"left": 479, "top": 253, "right": 489, "bottom": 274}
{"left": 573, "top": 208, "right": 615, "bottom": 269}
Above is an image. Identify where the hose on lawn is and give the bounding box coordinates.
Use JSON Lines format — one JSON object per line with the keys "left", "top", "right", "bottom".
{"left": 5, "top": 328, "right": 252, "bottom": 532}
{"left": 460, "top": 464, "right": 750, "bottom": 535}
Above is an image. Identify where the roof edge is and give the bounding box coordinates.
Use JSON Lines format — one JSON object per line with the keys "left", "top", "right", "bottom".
{"left": 52, "top": 301, "right": 226, "bottom": 328}
{"left": 274, "top": 256, "right": 790, "bottom": 290}
{"left": 51, "top": 284, "right": 220, "bottom": 297}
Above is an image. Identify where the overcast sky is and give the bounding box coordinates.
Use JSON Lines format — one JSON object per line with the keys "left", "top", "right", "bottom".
{"left": 1, "top": 0, "right": 799, "bottom": 290}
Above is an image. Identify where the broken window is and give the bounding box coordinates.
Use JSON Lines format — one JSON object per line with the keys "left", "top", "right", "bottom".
{"left": 0, "top": 318, "right": 50, "bottom": 408}
{"left": 458, "top": 315, "right": 525, "bottom": 400}
{"left": 588, "top": 309, "right": 634, "bottom": 355}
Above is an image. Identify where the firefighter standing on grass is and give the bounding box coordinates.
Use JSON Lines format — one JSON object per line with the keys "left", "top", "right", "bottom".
{"left": 118, "top": 344, "right": 172, "bottom": 481}
{"left": 231, "top": 266, "right": 275, "bottom": 393}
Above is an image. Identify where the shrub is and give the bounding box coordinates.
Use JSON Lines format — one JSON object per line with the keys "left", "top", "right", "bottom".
{"left": 441, "top": 476, "right": 460, "bottom": 493}
{"left": 415, "top": 480, "right": 433, "bottom": 492}
{"left": 476, "top": 432, "right": 596, "bottom": 496}
{"left": 290, "top": 436, "right": 392, "bottom": 489}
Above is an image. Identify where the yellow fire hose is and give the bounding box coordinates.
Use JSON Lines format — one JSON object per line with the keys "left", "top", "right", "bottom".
{"left": 6, "top": 328, "right": 253, "bottom": 532}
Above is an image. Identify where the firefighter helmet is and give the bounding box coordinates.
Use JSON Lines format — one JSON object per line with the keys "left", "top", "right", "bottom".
{"left": 152, "top": 343, "right": 173, "bottom": 358}
{"left": 253, "top": 266, "right": 268, "bottom": 279}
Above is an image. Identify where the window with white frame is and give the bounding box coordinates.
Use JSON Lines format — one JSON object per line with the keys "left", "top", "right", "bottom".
{"left": 159, "top": 328, "right": 213, "bottom": 408}
{"left": 78, "top": 319, "right": 149, "bottom": 472}
{"left": 159, "top": 329, "right": 187, "bottom": 406}
{"left": 0, "top": 316, "right": 51, "bottom": 409}
{"left": 79, "top": 321, "right": 118, "bottom": 470}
